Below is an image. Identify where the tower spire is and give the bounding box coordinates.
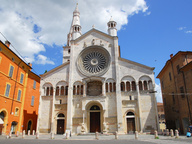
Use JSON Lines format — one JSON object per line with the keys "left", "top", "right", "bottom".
{"left": 67, "top": 3, "right": 81, "bottom": 46}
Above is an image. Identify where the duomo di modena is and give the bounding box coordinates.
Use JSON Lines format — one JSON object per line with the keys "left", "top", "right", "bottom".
{"left": 37, "top": 4, "right": 159, "bottom": 135}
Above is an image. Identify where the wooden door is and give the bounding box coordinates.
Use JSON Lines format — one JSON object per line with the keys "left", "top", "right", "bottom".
{"left": 57, "top": 119, "right": 64, "bottom": 134}
{"left": 127, "top": 118, "right": 135, "bottom": 133}
{"left": 0, "top": 124, "right": 3, "bottom": 135}
{"left": 90, "top": 112, "right": 100, "bottom": 132}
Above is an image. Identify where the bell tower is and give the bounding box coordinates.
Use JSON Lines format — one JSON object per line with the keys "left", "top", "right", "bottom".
{"left": 67, "top": 3, "right": 82, "bottom": 46}
{"left": 107, "top": 17, "right": 117, "bottom": 36}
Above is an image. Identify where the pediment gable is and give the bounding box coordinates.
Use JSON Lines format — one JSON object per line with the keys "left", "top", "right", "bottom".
{"left": 74, "top": 28, "right": 114, "bottom": 43}
{"left": 118, "top": 57, "right": 154, "bottom": 71}
{"left": 40, "top": 62, "right": 70, "bottom": 77}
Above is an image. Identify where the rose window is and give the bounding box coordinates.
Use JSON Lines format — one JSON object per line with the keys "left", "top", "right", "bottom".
{"left": 77, "top": 46, "right": 110, "bottom": 76}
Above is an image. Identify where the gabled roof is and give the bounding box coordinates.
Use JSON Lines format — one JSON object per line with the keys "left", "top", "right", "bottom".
{"left": 118, "top": 57, "right": 155, "bottom": 70}
{"left": 73, "top": 28, "right": 115, "bottom": 43}
{"left": 40, "top": 62, "right": 70, "bottom": 77}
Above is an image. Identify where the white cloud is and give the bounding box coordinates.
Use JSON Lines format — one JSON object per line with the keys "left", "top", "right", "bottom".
{"left": 0, "top": 0, "right": 148, "bottom": 64}
{"left": 155, "top": 83, "right": 163, "bottom": 103}
{"left": 144, "top": 11, "right": 151, "bottom": 16}
{"left": 186, "top": 30, "right": 192, "bottom": 34}
{"left": 35, "top": 54, "right": 55, "bottom": 65}
{"left": 178, "top": 27, "right": 186, "bottom": 31}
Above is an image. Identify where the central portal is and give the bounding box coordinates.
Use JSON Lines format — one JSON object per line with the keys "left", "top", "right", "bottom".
{"left": 89, "top": 105, "right": 101, "bottom": 132}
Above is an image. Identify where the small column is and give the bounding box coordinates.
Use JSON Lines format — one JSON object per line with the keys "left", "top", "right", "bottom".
{"left": 59, "top": 86, "right": 61, "bottom": 96}
{"left": 154, "top": 130, "right": 158, "bottom": 139}
{"left": 9, "top": 131, "right": 12, "bottom": 139}
{"left": 83, "top": 111, "right": 85, "bottom": 123}
{"left": 22, "top": 130, "right": 25, "bottom": 139}
{"left": 83, "top": 83, "right": 86, "bottom": 97}
{"left": 36, "top": 131, "right": 39, "bottom": 139}
{"left": 136, "top": 83, "right": 142, "bottom": 132}
{"left": 75, "top": 85, "right": 77, "bottom": 95}
{"left": 115, "top": 131, "right": 118, "bottom": 139}
{"left": 135, "top": 131, "right": 138, "bottom": 139}
{"left": 51, "top": 88, "right": 56, "bottom": 133}
{"left": 102, "top": 80, "right": 106, "bottom": 96}
{"left": 32, "top": 130, "right": 35, "bottom": 135}
{"left": 170, "top": 129, "right": 174, "bottom": 137}
{"left": 16, "top": 131, "right": 19, "bottom": 137}
{"left": 66, "top": 131, "right": 69, "bottom": 139}
{"left": 28, "top": 130, "right": 30, "bottom": 136}
{"left": 175, "top": 130, "right": 179, "bottom": 138}
{"left": 166, "top": 129, "right": 169, "bottom": 136}
{"left": 51, "top": 132, "right": 54, "bottom": 139}
{"left": 95, "top": 132, "right": 99, "bottom": 140}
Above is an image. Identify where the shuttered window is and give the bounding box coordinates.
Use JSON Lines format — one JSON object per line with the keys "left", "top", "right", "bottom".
{"left": 17, "top": 90, "right": 22, "bottom": 101}
{"left": 9, "top": 65, "right": 14, "bottom": 78}
{"left": 5, "top": 84, "right": 11, "bottom": 97}
{"left": 20, "top": 73, "right": 24, "bottom": 84}
{"left": 33, "top": 80, "right": 36, "bottom": 89}
{"left": 31, "top": 96, "right": 35, "bottom": 106}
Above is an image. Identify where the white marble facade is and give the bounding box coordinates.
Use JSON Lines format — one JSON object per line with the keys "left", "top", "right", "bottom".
{"left": 37, "top": 4, "right": 159, "bottom": 135}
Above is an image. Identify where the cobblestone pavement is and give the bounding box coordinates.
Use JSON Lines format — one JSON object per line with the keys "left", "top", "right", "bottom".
{"left": 0, "top": 134, "right": 191, "bottom": 144}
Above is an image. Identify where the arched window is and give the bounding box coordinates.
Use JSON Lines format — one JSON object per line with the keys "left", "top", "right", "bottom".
{"left": 106, "top": 83, "right": 108, "bottom": 92}
{"left": 81, "top": 85, "right": 83, "bottom": 95}
{"left": 73, "top": 86, "right": 76, "bottom": 95}
{"left": 65, "top": 86, "right": 68, "bottom": 95}
{"left": 148, "top": 80, "right": 153, "bottom": 90}
{"left": 61, "top": 86, "right": 64, "bottom": 95}
{"left": 139, "top": 81, "right": 143, "bottom": 91}
{"left": 0, "top": 111, "right": 5, "bottom": 121}
{"left": 90, "top": 105, "right": 100, "bottom": 110}
{"left": 109, "top": 83, "right": 113, "bottom": 92}
{"left": 111, "top": 23, "right": 113, "bottom": 27}
{"left": 144, "top": 81, "right": 148, "bottom": 90}
{"left": 46, "top": 87, "right": 49, "bottom": 96}
{"left": 50, "top": 87, "right": 53, "bottom": 95}
{"left": 77, "top": 85, "right": 80, "bottom": 95}
{"left": 121, "top": 82, "right": 125, "bottom": 91}
{"left": 132, "top": 81, "right": 136, "bottom": 91}
{"left": 113, "top": 82, "right": 116, "bottom": 92}
{"left": 127, "top": 112, "right": 134, "bottom": 116}
{"left": 58, "top": 113, "right": 65, "bottom": 117}
{"left": 56, "top": 86, "right": 59, "bottom": 96}
{"left": 126, "top": 81, "right": 130, "bottom": 91}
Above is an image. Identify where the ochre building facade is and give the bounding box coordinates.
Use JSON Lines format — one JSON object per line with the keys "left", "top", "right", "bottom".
{"left": 0, "top": 40, "right": 40, "bottom": 135}
{"left": 157, "top": 51, "right": 192, "bottom": 134}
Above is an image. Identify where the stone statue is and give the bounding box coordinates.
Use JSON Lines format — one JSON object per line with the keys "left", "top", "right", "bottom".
{"left": 92, "top": 39, "right": 95, "bottom": 45}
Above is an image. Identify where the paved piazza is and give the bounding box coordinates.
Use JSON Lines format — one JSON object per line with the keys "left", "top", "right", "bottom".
{"left": 0, "top": 134, "right": 191, "bottom": 144}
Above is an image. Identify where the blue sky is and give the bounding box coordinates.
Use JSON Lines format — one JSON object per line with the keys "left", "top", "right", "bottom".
{"left": 0, "top": 0, "right": 192, "bottom": 102}
{"left": 119, "top": 0, "right": 192, "bottom": 84}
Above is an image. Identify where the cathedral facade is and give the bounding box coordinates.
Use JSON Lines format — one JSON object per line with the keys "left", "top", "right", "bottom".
{"left": 37, "top": 5, "right": 159, "bottom": 135}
